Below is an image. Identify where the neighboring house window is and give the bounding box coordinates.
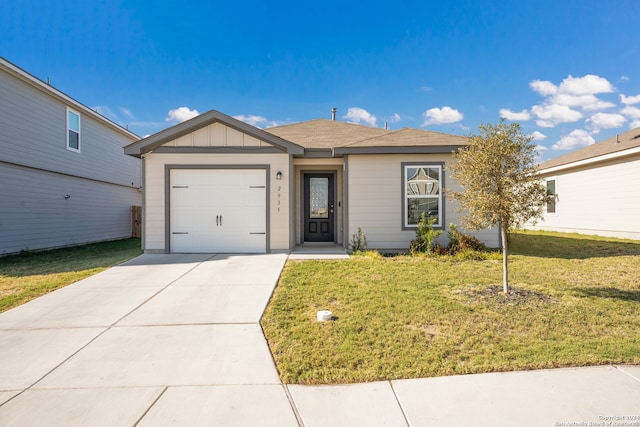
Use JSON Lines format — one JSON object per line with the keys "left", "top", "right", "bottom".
{"left": 403, "top": 164, "right": 443, "bottom": 228}
{"left": 546, "top": 178, "right": 557, "bottom": 214}
{"left": 67, "top": 108, "right": 80, "bottom": 152}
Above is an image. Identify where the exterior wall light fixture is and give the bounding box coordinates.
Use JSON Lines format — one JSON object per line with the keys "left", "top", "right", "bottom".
{"left": 276, "top": 171, "right": 283, "bottom": 180}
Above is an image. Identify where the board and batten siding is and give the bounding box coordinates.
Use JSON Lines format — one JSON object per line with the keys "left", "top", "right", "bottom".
{"left": 143, "top": 152, "right": 291, "bottom": 252}
{"left": 347, "top": 154, "right": 500, "bottom": 250}
{"left": 162, "top": 122, "right": 273, "bottom": 149}
{"left": 0, "top": 162, "right": 141, "bottom": 254}
{"left": 0, "top": 64, "right": 141, "bottom": 254}
{"left": 531, "top": 155, "right": 640, "bottom": 240}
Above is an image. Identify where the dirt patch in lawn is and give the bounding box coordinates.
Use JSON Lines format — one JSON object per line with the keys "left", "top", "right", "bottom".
{"left": 454, "top": 285, "right": 560, "bottom": 306}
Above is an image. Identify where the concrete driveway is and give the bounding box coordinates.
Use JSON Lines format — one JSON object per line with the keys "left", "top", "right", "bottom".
{"left": 1, "top": 253, "right": 639, "bottom": 426}
{"left": 0, "top": 253, "right": 299, "bottom": 426}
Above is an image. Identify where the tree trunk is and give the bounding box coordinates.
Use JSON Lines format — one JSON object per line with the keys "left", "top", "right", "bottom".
{"left": 501, "top": 224, "right": 509, "bottom": 294}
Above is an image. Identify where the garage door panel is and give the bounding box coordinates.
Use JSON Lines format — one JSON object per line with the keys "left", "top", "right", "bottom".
{"left": 169, "top": 169, "right": 266, "bottom": 253}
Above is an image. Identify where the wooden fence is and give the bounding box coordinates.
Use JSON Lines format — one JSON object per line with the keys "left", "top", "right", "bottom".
{"left": 131, "top": 206, "right": 142, "bottom": 238}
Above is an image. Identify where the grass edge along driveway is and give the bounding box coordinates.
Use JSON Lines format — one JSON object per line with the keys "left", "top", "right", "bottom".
{"left": 261, "top": 231, "right": 640, "bottom": 384}
{"left": 0, "top": 238, "right": 143, "bottom": 313}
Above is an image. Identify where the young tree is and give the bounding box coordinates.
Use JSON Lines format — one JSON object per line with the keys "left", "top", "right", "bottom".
{"left": 447, "top": 120, "right": 549, "bottom": 293}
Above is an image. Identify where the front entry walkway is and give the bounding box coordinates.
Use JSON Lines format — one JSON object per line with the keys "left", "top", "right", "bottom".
{"left": 1, "top": 254, "right": 639, "bottom": 426}
{"left": 289, "top": 244, "right": 350, "bottom": 260}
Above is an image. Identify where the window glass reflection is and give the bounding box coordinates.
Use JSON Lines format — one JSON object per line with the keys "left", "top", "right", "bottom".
{"left": 310, "top": 177, "right": 329, "bottom": 218}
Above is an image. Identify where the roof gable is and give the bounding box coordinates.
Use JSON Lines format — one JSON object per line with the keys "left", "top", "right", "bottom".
{"left": 539, "top": 127, "right": 640, "bottom": 171}
{"left": 124, "top": 110, "right": 304, "bottom": 157}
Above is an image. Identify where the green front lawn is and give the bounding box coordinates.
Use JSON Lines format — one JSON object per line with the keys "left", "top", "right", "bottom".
{"left": 261, "top": 231, "right": 640, "bottom": 384}
{"left": 0, "top": 239, "right": 143, "bottom": 313}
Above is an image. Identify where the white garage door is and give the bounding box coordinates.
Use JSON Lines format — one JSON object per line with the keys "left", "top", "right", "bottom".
{"left": 170, "top": 169, "right": 266, "bottom": 253}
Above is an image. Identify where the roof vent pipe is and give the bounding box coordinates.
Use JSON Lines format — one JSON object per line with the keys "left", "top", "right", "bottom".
{"left": 331, "top": 107, "right": 337, "bottom": 121}
{"left": 616, "top": 134, "right": 620, "bottom": 144}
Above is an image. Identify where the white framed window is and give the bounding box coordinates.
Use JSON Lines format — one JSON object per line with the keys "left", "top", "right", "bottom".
{"left": 402, "top": 163, "right": 443, "bottom": 228}
{"left": 546, "top": 177, "right": 557, "bottom": 215}
{"left": 67, "top": 108, "right": 80, "bottom": 152}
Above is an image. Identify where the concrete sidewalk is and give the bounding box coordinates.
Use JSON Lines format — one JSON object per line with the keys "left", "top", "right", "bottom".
{"left": 0, "top": 253, "right": 639, "bottom": 426}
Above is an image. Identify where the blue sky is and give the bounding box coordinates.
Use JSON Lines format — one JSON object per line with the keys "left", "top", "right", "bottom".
{"left": 2, "top": 0, "right": 640, "bottom": 161}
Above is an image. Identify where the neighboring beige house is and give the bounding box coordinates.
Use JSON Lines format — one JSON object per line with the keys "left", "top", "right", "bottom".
{"left": 124, "top": 109, "right": 500, "bottom": 254}
{"left": 0, "top": 57, "right": 142, "bottom": 254}
{"left": 530, "top": 127, "right": 640, "bottom": 240}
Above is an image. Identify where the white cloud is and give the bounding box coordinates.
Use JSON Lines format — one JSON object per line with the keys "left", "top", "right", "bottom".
{"left": 620, "top": 75, "right": 630, "bottom": 81}
{"left": 551, "top": 93, "right": 615, "bottom": 111}
{"left": 343, "top": 107, "right": 377, "bottom": 127}
{"left": 530, "top": 131, "right": 546, "bottom": 141}
{"left": 421, "top": 106, "right": 463, "bottom": 126}
{"left": 527, "top": 75, "right": 616, "bottom": 130}
{"left": 631, "top": 119, "right": 640, "bottom": 129}
{"left": 499, "top": 109, "right": 531, "bottom": 121}
{"left": 390, "top": 113, "right": 401, "bottom": 123}
{"left": 233, "top": 114, "right": 269, "bottom": 127}
{"left": 119, "top": 107, "right": 135, "bottom": 119}
{"left": 558, "top": 74, "right": 614, "bottom": 96}
{"left": 531, "top": 104, "right": 582, "bottom": 127}
{"left": 419, "top": 86, "right": 433, "bottom": 92}
{"left": 536, "top": 120, "right": 555, "bottom": 128}
{"left": 530, "top": 80, "right": 557, "bottom": 96}
{"left": 552, "top": 129, "right": 595, "bottom": 151}
{"left": 166, "top": 107, "right": 199, "bottom": 123}
{"left": 533, "top": 145, "right": 548, "bottom": 163}
{"left": 621, "top": 105, "right": 640, "bottom": 119}
{"left": 586, "top": 112, "right": 626, "bottom": 134}
{"left": 93, "top": 105, "right": 117, "bottom": 120}
{"left": 621, "top": 93, "right": 640, "bottom": 105}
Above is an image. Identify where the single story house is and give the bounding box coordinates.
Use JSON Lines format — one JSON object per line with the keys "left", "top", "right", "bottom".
{"left": 530, "top": 127, "right": 640, "bottom": 240}
{"left": 124, "top": 109, "right": 500, "bottom": 253}
{"left": 0, "top": 57, "right": 141, "bottom": 255}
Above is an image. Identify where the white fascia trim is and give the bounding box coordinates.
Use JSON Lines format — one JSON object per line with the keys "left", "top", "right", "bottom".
{"left": 539, "top": 146, "right": 640, "bottom": 175}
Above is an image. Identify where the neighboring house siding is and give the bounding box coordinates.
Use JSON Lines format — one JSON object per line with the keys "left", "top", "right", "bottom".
{"left": 0, "top": 62, "right": 141, "bottom": 254}
{"left": 0, "top": 70, "right": 141, "bottom": 188}
{"left": 0, "top": 163, "right": 141, "bottom": 254}
{"left": 531, "top": 155, "right": 640, "bottom": 240}
{"left": 143, "top": 152, "right": 291, "bottom": 252}
{"left": 347, "top": 154, "right": 500, "bottom": 250}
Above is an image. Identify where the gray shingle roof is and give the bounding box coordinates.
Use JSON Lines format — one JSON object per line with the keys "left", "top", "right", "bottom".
{"left": 539, "top": 127, "right": 640, "bottom": 171}
{"left": 265, "top": 119, "right": 389, "bottom": 148}
{"left": 265, "top": 119, "right": 468, "bottom": 150}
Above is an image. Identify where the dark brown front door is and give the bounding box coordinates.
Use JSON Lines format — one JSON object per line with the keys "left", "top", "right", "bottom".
{"left": 304, "top": 173, "right": 335, "bottom": 242}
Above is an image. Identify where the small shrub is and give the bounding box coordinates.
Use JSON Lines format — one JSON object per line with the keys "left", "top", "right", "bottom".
{"left": 446, "top": 224, "right": 487, "bottom": 255}
{"left": 410, "top": 213, "right": 442, "bottom": 255}
{"left": 350, "top": 227, "right": 367, "bottom": 253}
{"left": 432, "top": 244, "right": 449, "bottom": 256}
